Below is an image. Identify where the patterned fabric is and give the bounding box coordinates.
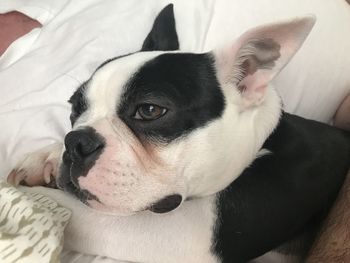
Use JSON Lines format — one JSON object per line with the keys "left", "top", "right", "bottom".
{"left": 0, "top": 180, "right": 71, "bottom": 263}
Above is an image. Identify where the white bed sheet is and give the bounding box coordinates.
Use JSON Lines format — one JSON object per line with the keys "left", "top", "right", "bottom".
{"left": 1, "top": 0, "right": 350, "bottom": 262}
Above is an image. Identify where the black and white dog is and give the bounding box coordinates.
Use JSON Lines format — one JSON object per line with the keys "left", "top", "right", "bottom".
{"left": 9, "top": 4, "right": 350, "bottom": 263}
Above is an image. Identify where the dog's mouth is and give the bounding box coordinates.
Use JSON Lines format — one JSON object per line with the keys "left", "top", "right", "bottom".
{"left": 61, "top": 177, "right": 99, "bottom": 204}
{"left": 57, "top": 151, "right": 99, "bottom": 204}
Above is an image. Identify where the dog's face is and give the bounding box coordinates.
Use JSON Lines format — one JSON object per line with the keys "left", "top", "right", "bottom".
{"left": 56, "top": 4, "right": 315, "bottom": 215}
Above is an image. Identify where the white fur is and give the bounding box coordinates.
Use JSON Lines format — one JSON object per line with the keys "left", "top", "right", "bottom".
{"left": 160, "top": 87, "right": 282, "bottom": 197}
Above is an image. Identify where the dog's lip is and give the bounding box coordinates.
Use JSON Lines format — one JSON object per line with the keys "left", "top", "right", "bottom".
{"left": 58, "top": 162, "right": 97, "bottom": 204}
{"left": 59, "top": 153, "right": 87, "bottom": 190}
{"left": 61, "top": 178, "right": 99, "bottom": 203}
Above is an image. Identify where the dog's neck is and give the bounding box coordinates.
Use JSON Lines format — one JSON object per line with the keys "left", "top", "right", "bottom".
{"left": 249, "top": 86, "right": 282, "bottom": 155}
{"left": 224, "top": 86, "right": 282, "bottom": 189}
{"left": 184, "top": 86, "right": 282, "bottom": 198}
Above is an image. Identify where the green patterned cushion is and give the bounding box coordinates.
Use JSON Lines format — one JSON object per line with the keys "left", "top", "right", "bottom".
{"left": 0, "top": 180, "right": 71, "bottom": 263}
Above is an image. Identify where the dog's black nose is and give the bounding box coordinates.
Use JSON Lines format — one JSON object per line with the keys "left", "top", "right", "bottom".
{"left": 149, "top": 194, "right": 182, "bottom": 213}
{"left": 64, "top": 128, "right": 105, "bottom": 164}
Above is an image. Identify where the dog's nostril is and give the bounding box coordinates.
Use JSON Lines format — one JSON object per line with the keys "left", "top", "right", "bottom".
{"left": 65, "top": 128, "right": 105, "bottom": 162}
{"left": 75, "top": 139, "right": 103, "bottom": 157}
{"left": 149, "top": 194, "right": 182, "bottom": 213}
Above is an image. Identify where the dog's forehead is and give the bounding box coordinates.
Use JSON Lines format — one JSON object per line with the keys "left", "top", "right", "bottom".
{"left": 85, "top": 51, "right": 166, "bottom": 113}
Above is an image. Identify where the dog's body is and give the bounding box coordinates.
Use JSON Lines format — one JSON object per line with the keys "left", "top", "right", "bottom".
{"left": 215, "top": 113, "right": 350, "bottom": 262}
{"left": 9, "top": 4, "right": 350, "bottom": 263}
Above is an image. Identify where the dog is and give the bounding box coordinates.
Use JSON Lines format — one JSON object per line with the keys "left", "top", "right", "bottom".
{"left": 8, "top": 4, "right": 350, "bottom": 263}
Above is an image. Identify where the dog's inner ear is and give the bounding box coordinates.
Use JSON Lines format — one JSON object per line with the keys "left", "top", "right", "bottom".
{"left": 214, "top": 16, "right": 315, "bottom": 108}
{"left": 141, "top": 4, "right": 179, "bottom": 51}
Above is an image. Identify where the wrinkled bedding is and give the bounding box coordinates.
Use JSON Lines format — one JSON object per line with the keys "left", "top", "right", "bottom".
{"left": 1, "top": 0, "right": 350, "bottom": 262}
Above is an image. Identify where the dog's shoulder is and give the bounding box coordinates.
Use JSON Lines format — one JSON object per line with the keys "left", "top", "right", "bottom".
{"left": 266, "top": 112, "right": 350, "bottom": 158}
{"left": 212, "top": 113, "right": 350, "bottom": 262}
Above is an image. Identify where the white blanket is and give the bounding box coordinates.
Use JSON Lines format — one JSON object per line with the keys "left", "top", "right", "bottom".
{"left": 1, "top": 0, "right": 350, "bottom": 262}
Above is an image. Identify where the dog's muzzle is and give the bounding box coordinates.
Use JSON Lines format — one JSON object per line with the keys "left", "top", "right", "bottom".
{"left": 59, "top": 127, "right": 183, "bottom": 214}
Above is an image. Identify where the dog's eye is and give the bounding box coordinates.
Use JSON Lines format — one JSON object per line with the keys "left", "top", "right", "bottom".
{"left": 134, "top": 104, "right": 167, "bottom": 121}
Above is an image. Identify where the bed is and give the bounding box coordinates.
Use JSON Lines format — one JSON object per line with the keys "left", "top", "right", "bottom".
{"left": 1, "top": 0, "right": 350, "bottom": 262}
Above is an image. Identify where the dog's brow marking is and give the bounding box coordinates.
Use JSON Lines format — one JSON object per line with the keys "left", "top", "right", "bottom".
{"left": 95, "top": 52, "right": 136, "bottom": 72}
{"left": 118, "top": 52, "right": 225, "bottom": 142}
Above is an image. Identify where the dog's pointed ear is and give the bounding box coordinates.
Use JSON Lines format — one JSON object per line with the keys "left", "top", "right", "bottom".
{"left": 214, "top": 16, "right": 315, "bottom": 108}
{"left": 141, "top": 4, "right": 179, "bottom": 51}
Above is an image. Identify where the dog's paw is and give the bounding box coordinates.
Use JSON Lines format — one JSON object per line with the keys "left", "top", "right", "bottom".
{"left": 7, "top": 143, "right": 63, "bottom": 188}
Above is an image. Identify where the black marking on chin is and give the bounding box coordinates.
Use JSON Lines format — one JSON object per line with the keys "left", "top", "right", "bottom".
{"left": 148, "top": 194, "right": 182, "bottom": 213}
{"left": 118, "top": 53, "right": 225, "bottom": 142}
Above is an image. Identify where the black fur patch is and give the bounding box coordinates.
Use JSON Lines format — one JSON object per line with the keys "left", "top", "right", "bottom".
{"left": 212, "top": 113, "right": 350, "bottom": 262}
{"left": 68, "top": 83, "right": 88, "bottom": 126}
{"left": 118, "top": 52, "right": 225, "bottom": 142}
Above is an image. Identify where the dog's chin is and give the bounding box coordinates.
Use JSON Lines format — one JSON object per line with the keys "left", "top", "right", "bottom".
{"left": 59, "top": 178, "right": 183, "bottom": 216}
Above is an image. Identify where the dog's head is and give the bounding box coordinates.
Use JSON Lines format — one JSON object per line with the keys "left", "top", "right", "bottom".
{"left": 57, "top": 4, "right": 315, "bottom": 215}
